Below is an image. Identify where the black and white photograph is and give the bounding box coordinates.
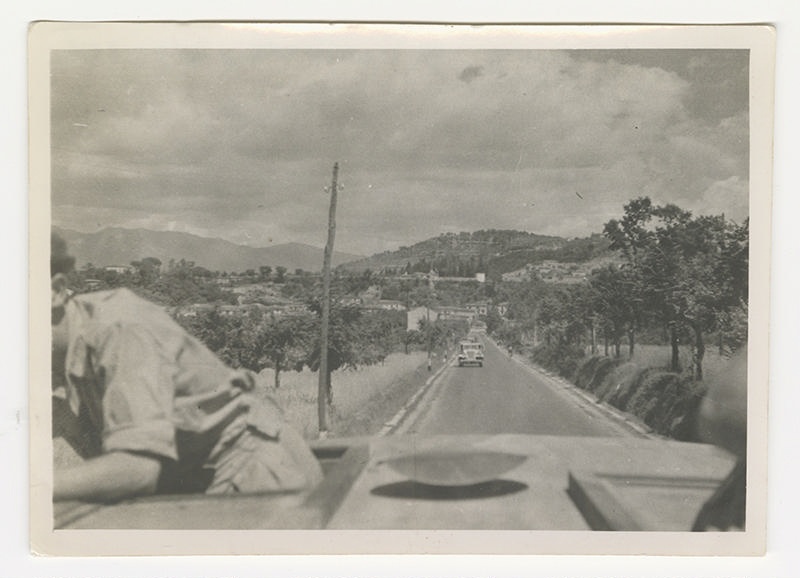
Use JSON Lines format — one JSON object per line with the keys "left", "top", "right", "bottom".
{"left": 29, "top": 22, "right": 774, "bottom": 556}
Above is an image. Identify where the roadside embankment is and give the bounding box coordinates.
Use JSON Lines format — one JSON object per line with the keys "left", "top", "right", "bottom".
{"left": 528, "top": 344, "right": 725, "bottom": 440}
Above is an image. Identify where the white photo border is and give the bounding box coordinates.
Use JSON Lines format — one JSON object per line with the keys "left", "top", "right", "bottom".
{"left": 29, "top": 21, "right": 774, "bottom": 557}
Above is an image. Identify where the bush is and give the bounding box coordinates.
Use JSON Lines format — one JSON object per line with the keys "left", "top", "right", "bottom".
{"left": 531, "top": 342, "right": 586, "bottom": 379}
{"left": 575, "top": 355, "right": 618, "bottom": 394}
{"left": 567, "top": 349, "right": 717, "bottom": 441}
{"left": 609, "top": 366, "right": 668, "bottom": 411}
{"left": 574, "top": 356, "right": 601, "bottom": 389}
{"left": 589, "top": 357, "right": 617, "bottom": 393}
{"left": 626, "top": 371, "right": 680, "bottom": 428}
{"left": 607, "top": 370, "right": 707, "bottom": 439}
{"left": 595, "top": 361, "right": 641, "bottom": 406}
{"left": 666, "top": 377, "right": 707, "bottom": 441}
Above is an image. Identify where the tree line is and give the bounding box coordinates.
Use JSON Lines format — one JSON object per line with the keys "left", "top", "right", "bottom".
{"left": 68, "top": 256, "right": 460, "bottom": 405}
{"left": 176, "top": 290, "right": 454, "bottom": 404}
{"left": 494, "top": 197, "right": 748, "bottom": 381}
{"left": 72, "top": 257, "right": 239, "bottom": 306}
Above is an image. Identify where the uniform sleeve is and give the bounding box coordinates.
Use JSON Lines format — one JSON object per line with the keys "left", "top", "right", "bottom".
{"left": 93, "top": 323, "right": 177, "bottom": 461}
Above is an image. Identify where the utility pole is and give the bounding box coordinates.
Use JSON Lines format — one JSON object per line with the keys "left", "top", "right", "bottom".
{"left": 318, "top": 162, "right": 339, "bottom": 438}
{"left": 426, "top": 267, "right": 435, "bottom": 371}
{"left": 426, "top": 301, "right": 432, "bottom": 371}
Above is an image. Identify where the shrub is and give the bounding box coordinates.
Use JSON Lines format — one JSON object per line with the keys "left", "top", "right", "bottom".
{"left": 666, "top": 377, "right": 708, "bottom": 441}
{"left": 619, "top": 371, "right": 708, "bottom": 439}
{"left": 562, "top": 343, "right": 725, "bottom": 441}
{"left": 595, "top": 361, "right": 641, "bottom": 407}
{"left": 608, "top": 366, "right": 664, "bottom": 411}
{"left": 531, "top": 342, "right": 586, "bottom": 379}
{"left": 574, "top": 355, "right": 620, "bottom": 395}
{"left": 589, "top": 357, "right": 617, "bottom": 393}
{"left": 574, "top": 356, "right": 601, "bottom": 389}
{"left": 626, "top": 371, "right": 680, "bottom": 429}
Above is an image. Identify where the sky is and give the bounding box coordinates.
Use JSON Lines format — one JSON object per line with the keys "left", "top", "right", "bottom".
{"left": 50, "top": 48, "right": 749, "bottom": 256}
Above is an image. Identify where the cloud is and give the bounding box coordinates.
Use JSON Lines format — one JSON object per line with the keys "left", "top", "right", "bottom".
{"left": 690, "top": 176, "right": 749, "bottom": 223}
{"left": 458, "top": 65, "right": 484, "bottom": 83}
{"left": 50, "top": 49, "right": 749, "bottom": 255}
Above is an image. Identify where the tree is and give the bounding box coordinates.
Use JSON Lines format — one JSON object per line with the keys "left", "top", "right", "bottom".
{"left": 667, "top": 215, "right": 748, "bottom": 379}
{"left": 416, "top": 316, "right": 449, "bottom": 351}
{"left": 588, "top": 265, "right": 639, "bottom": 358}
{"left": 484, "top": 307, "right": 504, "bottom": 335}
{"left": 146, "top": 258, "right": 237, "bottom": 307}
{"left": 249, "top": 313, "right": 315, "bottom": 389}
{"left": 274, "top": 266, "right": 288, "bottom": 284}
{"left": 130, "top": 256, "right": 162, "bottom": 287}
{"left": 604, "top": 198, "right": 688, "bottom": 370}
{"left": 178, "top": 308, "right": 240, "bottom": 365}
{"left": 604, "top": 198, "right": 749, "bottom": 379}
{"left": 357, "top": 310, "right": 406, "bottom": 364}
{"left": 305, "top": 298, "right": 364, "bottom": 405}
{"left": 259, "top": 265, "right": 273, "bottom": 281}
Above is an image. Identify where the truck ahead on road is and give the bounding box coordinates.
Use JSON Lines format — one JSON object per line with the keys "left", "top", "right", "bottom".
{"left": 457, "top": 339, "right": 484, "bottom": 367}
{"left": 470, "top": 320, "right": 487, "bottom": 333}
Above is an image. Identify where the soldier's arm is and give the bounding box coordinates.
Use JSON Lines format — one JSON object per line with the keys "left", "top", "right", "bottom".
{"left": 54, "top": 451, "right": 161, "bottom": 502}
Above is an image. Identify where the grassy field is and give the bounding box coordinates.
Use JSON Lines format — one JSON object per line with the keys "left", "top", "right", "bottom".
{"left": 254, "top": 351, "right": 439, "bottom": 439}
{"left": 627, "top": 344, "right": 732, "bottom": 381}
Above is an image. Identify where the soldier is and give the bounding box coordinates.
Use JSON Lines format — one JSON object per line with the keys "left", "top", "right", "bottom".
{"left": 51, "top": 233, "right": 322, "bottom": 502}
{"left": 692, "top": 347, "right": 747, "bottom": 531}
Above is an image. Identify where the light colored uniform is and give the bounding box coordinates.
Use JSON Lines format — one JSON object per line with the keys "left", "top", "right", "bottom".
{"left": 53, "top": 288, "right": 322, "bottom": 495}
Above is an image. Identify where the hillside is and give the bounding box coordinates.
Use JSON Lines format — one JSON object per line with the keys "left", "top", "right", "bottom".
{"left": 486, "top": 233, "right": 613, "bottom": 278}
{"left": 339, "top": 230, "right": 612, "bottom": 279}
{"left": 340, "top": 230, "right": 564, "bottom": 274}
{"left": 52, "top": 226, "right": 363, "bottom": 273}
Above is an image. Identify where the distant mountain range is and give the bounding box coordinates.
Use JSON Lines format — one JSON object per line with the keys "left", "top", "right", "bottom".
{"left": 53, "top": 225, "right": 614, "bottom": 280}
{"left": 52, "top": 226, "right": 364, "bottom": 273}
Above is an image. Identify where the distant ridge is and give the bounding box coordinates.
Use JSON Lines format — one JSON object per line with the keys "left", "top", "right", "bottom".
{"left": 339, "top": 229, "right": 566, "bottom": 274}
{"left": 338, "top": 229, "right": 611, "bottom": 278}
{"left": 52, "top": 226, "right": 364, "bottom": 273}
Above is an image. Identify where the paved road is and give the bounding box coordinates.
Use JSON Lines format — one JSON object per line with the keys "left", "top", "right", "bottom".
{"left": 400, "top": 338, "right": 633, "bottom": 437}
